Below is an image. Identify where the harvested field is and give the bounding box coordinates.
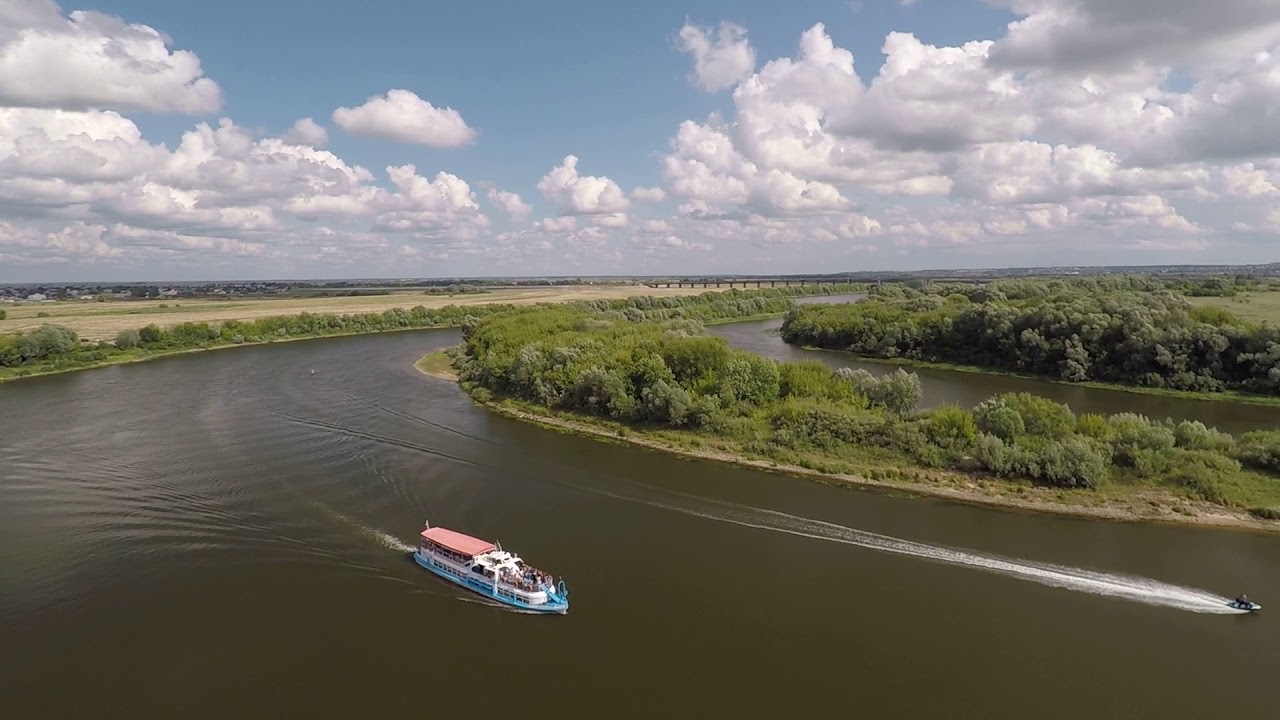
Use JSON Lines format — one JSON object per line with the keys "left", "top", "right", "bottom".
{"left": 1188, "top": 291, "right": 1280, "bottom": 326}
{"left": 0, "top": 285, "right": 718, "bottom": 340}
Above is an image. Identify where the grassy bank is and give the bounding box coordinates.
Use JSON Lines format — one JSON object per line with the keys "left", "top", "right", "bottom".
{"left": 414, "top": 349, "right": 459, "bottom": 381}
{"left": 434, "top": 366, "right": 1280, "bottom": 533}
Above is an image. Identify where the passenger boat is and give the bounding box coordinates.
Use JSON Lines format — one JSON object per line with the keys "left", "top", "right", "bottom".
{"left": 412, "top": 522, "right": 569, "bottom": 614}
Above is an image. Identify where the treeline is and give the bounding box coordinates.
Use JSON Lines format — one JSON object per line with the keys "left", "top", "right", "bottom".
{"left": 0, "top": 304, "right": 517, "bottom": 375}
{"left": 570, "top": 283, "right": 865, "bottom": 324}
{"left": 455, "top": 305, "right": 1280, "bottom": 512}
{"left": 0, "top": 284, "right": 858, "bottom": 378}
{"left": 423, "top": 284, "right": 491, "bottom": 295}
{"left": 781, "top": 282, "right": 1280, "bottom": 395}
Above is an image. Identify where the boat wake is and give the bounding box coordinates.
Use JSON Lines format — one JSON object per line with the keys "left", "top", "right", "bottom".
{"left": 584, "top": 483, "right": 1247, "bottom": 615}
{"left": 268, "top": 410, "right": 480, "bottom": 468}
{"left": 308, "top": 501, "right": 417, "bottom": 554}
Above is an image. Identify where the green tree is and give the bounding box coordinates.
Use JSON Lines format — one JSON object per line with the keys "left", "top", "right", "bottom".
{"left": 927, "top": 404, "right": 978, "bottom": 454}
{"left": 114, "top": 328, "right": 141, "bottom": 349}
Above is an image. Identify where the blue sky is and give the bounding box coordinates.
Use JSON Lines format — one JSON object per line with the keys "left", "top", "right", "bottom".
{"left": 95, "top": 0, "right": 1011, "bottom": 205}
{"left": 1, "top": 0, "right": 1278, "bottom": 280}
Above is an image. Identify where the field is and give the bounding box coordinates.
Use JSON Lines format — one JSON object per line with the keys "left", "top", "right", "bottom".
{"left": 1188, "top": 291, "right": 1280, "bottom": 325}
{"left": 0, "top": 285, "right": 716, "bottom": 340}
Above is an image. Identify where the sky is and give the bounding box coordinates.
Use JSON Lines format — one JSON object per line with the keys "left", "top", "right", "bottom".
{"left": 1, "top": 0, "right": 1279, "bottom": 281}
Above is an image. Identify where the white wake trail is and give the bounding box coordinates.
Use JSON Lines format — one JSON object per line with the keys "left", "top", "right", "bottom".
{"left": 588, "top": 483, "right": 1247, "bottom": 615}
{"left": 310, "top": 501, "right": 417, "bottom": 553}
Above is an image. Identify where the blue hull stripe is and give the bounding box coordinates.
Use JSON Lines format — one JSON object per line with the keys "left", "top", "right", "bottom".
{"left": 413, "top": 551, "right": 568, "bottom": 614}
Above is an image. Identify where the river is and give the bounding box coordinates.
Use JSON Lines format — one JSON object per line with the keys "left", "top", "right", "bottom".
{"left": 710, "top": 295, "right": 1278, "bottom": 435}
{"left": 2, "top": 327, "right": 1278, "bottom": 719}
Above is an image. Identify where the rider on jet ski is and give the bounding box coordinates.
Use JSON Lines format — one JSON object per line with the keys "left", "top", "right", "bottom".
{"left": 1235, "top": 594, "right": 1251, "bottom": 607}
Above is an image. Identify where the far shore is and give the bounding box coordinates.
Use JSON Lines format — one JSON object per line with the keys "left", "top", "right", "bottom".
{"left": 3, "top": 300, "right": 809, "bottom": 386}
{"left": 789, "top": 343, "right": 1280, "bottom": 409}
{"left": 0, "top": 325, "right": 457, "bottom": 384}
{"left": 0, "top": 284, "right": 721, "bottom": 340}
{"left": 416, "top": 353, "right": 1280, "bottom": 535}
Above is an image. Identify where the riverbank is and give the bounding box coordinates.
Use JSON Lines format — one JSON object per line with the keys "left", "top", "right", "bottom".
{"left": 790, "top": 344, "right": 1280, "bottom": 409}
{"left": 780, "top": 284, "right": 1280, "bottom": 404}
{"left": 420, "top": 351, "right": 1280, "bottom": 534}
{"left": 487, "top": 395, "right": 1280, "bottom": 534}
{"left": 0, "top": 284, "right": 718, "bottom": 340}
{"left": 0, "top": 325, "right": 454, "bottom": 384}
{"left": 3, "top": 284, "right": 861, "bottom": 385}
{"left": 413, "top": 349, "right": 459, "bottom": 381}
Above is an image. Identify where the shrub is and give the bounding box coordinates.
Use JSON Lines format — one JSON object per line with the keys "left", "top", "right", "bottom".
{"left": 974, "top": 398, "right": 1026, "bottom": 441}
{"left": 706, "top": 415, "right": 766, "bottom": 443}
{"left": 640, "top": 379, "right": 692, "bottom": 426}
{"left": 138, "top": 323, "right": 163, "bottom": 344}
{"left": 835, "top": 366, "right": 922, "bottom": 415}
{"left": 1172, "top": 420, "right": 1235, "bottom": 453}
{"left": 926, "top": 404, "right": 978, "bottom": 454}
{"left": 568, "top": 366, "right": 630, "bottom": 418}
{"left": 973, "top": 433, "right": 1107, "bottom": 489}
{"left": 974, "top": 433, "right": 1013, "bottom": 474}
{"left": 0, "top": 324, "right": 79, "bottom": 367}
{"left": 770, "top": 398, "right": 879, "bottom": 450}
{"left": 1037, "top": 437, "right": 1110, "bottom": 489}
{"left": 1249, "top": 507, "right": 1280, "bottom": 521}
{"left": 114, "top": 328, "right": 141, "bottom": 349}
{"left": 36, "top": 311, "right": 50, "bottom": 318}
{"left": 1171, "top": 465, "right": 1229, "bottom": 504}
{"left": 1075, "top": 413, "right": 1114, "bottom": 441}
{"left": 998, "top": 393, "right": 1076, "bottom": 438}
{"left": 1235, "top": 431, "right": 1280, "bottom": 473}
{"left": 780, "top": 361, "right": 859, "bottom": 404}
{"left": 722, "top": 353, "right": 781, "bottom": 407}
{"left": 876, "top": 368, "right": 924, "bottom": 416}
{"left": 1109, "top": 413, "right": 1176, "bottom": 469}
{"left": 1166, "top": 450, "right": 1241, "bottom": 504}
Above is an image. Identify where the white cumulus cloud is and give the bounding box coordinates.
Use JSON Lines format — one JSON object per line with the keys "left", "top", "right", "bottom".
{"left": 0, "top": 0, "right": 221, "bottom": 113}
{"left": 677, "top": 21, "right": 756, "bottom": 92}
{"left": 486, "top": 187, "right": 532, "bottom": 220}
{"left": 332, "top": 89, "right": 476, "bottom": 147}
{"left": 283, "top": 118, "right": 328, "bottom": 148}
{"left": 536, "top": 155, "right": 630, "bottom": 215}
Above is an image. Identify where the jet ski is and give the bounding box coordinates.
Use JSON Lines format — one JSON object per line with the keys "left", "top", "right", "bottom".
{"left": 1228, "top": 597, "right": 1261, "bottom": 612}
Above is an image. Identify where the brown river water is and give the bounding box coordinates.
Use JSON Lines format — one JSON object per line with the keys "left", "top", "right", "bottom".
{"left": 2, "top": 321, "right": 1278, "bottom": 718}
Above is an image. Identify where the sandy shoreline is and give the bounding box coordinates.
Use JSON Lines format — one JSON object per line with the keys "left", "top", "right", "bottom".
{"left": 413, "top": 351, "right": 460, "bottom": 381}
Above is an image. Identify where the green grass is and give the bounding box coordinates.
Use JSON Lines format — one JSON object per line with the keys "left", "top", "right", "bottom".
{"left": 1188, "top": 291, "right": 1280, "bottom": 326}
{"left": 413, "top": 349, "right": 459, "bottom": 380}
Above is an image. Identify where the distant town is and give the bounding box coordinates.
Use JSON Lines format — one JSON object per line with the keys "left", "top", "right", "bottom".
{"left": 2, "top": 262, "right": 1277, "bottom": 303}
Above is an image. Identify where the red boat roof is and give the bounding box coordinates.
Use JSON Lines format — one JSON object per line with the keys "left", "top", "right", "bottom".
{"left": 421, "top": 527, "right": 495, "bottom": 557}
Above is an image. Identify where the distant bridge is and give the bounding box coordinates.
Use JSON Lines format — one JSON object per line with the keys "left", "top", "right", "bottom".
{"left": 642, "top": 277, "right": 824, "bottom": 289}
{"left": 640, "top": 274, "right": 989, "bottom": 289}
